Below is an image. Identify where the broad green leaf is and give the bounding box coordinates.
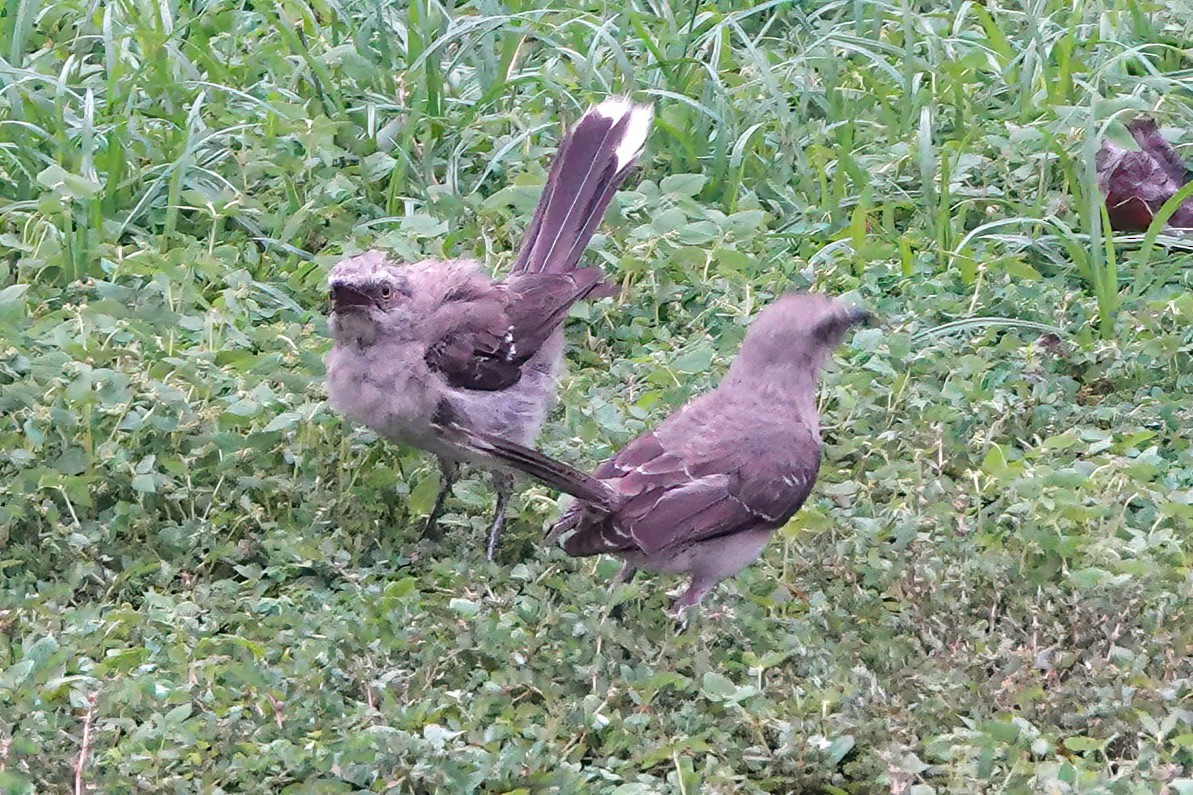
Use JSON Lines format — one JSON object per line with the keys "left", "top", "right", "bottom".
{"left": 660, "top": 173, "right": 706, "bottom": 197}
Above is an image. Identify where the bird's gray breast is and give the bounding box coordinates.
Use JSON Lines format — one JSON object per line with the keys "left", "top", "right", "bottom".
{"left": 325, "top": 338, "right": 437, "bottom": 445}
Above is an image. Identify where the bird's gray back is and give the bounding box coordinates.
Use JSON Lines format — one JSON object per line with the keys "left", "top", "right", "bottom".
{"left": 655, "top": 379, "right": 821, "bottom": 471}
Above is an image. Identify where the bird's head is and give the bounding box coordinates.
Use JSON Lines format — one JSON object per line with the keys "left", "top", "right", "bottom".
{"left": 731, "top": 292, "right": 873, "bottom": 383}
{"left": 326, "top": 251, "right": 415, "bottom": 346}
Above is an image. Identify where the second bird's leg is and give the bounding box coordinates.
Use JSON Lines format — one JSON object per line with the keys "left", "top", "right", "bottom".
{"left": 486, "top": 471, "right": 513, "bottom": 561}
{"left": 608, "top": 561, "right": 639, "bottom": 595}
{"left": 422, "top": 458, "right": 457, "bottom": 539}
{"left": 667, "top": 576, "right": 715, "bottom": 627}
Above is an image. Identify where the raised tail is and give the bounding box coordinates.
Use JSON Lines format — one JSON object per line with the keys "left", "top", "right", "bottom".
{"left": 510, "top": 98, "right": 653, "bottom": 277}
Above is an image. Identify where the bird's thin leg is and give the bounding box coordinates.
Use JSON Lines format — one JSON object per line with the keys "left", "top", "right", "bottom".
{"left": 608, "top": 561, "right": 638, "bottom": 595}
{"left": 422, "top": 458, "right": 457, "bottom": 539}
{"left": 486, "top": 471, "right": 512, "bottom": 561}
{"left": 666, "top": 577, "right": 714, "bottom": 626}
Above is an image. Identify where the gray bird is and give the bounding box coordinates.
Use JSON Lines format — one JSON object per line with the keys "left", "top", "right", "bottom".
{"left": 325, "top": 99, "right": 653, "bottom": 559}
{"left": 544, "top": 292, "right": 873, "bottom": 616}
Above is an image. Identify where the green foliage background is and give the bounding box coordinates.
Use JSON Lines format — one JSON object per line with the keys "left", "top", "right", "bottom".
{"left": 1, "top": 0, "right": 1190, "bottom": 791}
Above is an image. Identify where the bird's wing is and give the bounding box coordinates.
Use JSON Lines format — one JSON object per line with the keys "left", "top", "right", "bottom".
{"left": 422, "top": 278, "right": 522, "bottom": 391}
{"left": 623, "top": 433, "right": 820, "bottom": 554}
{"left": 424, "top": 268, "right": 612, "bottom": 392}
{"left": 1098, "top": 118, "right": 1193, "bottom": 232}
{"left": 560, "top": 417, "right": 822, "bottom": 556}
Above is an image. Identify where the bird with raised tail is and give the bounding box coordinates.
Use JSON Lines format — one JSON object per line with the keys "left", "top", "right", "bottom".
{"left": 544, "top": 292, "right": 874, "bottom": 617}
{"left": 324, "top": 98, "right": 653, "bottom": 559}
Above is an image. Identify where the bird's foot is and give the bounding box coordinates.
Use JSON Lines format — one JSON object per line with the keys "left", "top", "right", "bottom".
{"left": 422, "top": 460, "right": 456, "bottom": 541}
{"left": 607, "top": 561, "right": 638, "bottom": 596}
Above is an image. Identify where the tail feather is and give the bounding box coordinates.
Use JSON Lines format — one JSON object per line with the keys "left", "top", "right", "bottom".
{"left": 511, "top": 98, "right": 652, "bottom": 277}
{"left": 456, "top": 426, "right": 617, "bottom": 509}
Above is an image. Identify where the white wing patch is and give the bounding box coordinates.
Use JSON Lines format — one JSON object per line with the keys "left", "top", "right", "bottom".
{"left": 781, "top": 473, "right": 804, "bottom": 489}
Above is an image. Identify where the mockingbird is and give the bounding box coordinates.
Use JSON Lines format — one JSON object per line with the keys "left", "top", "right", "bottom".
{"left": 540, "top": 292, "right": 873, "bottom": 616}
{"left": 1097, "top": 116, "right": 1193, "bottom": 231}
{"left": 325, "top": 98, "right": 653, "bottom": 559}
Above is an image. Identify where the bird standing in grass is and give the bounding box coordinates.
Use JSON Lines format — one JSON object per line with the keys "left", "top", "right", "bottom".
{"left": 546, "top": 292, "right": 873, "bottom": 616}
{"left": 1097, "top": 116, "right": 1193, "bottom": 231}
{"left": 325, "top": 99, "right": 653, "bottom": 559}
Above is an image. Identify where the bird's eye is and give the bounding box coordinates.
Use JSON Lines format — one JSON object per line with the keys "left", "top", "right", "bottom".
{"left": 379, "top": 285, "right": 393, "bottom": 299}
{"left": 327, "top": 288, "right": 335, "bottom": 302}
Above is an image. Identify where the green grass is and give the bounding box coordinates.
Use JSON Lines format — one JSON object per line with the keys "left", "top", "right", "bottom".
{"left": 1, "top": 0, "right": 1191, "bottom": 792}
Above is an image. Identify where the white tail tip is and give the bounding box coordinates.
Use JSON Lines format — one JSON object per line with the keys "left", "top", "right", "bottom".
{"left": 590, "top": 97, "right": 654, "bottom": 171}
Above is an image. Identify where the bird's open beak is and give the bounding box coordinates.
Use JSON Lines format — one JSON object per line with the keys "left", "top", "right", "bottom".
{"left": 330, "top": 284, "right": 376, "bottom": 311}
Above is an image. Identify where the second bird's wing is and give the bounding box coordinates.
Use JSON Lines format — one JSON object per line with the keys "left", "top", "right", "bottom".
{"left": 560, "top": 410, "right": 823, "bottom": 557}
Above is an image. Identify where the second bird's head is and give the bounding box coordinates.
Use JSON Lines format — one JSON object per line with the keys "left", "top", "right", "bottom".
{"left": 729, "top": 292, "right": 874, "bottom": 383}
{"left": 326, "top": 251, "right": 418, "bottom": 346}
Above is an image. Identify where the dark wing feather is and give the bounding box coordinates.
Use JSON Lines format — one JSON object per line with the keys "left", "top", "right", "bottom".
{"left": 427, "top": 331, "right": 518, "bottom": 391}
{"left": 426, "top": 268, "right": 613, "bottom": 392}
{"left": 423, "top": 281, "right": 522, "bottom": 391}
{"left": 559, "top": 419, "right": 822, "bottom": 557}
